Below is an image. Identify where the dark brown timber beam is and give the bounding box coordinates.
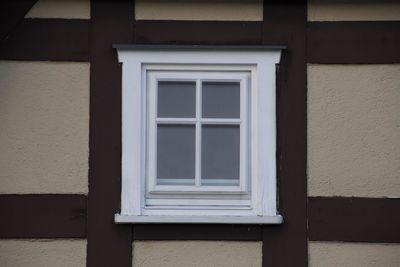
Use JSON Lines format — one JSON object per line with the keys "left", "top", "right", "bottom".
{"left": 134, "top": 20, "right": 262, "bottom": 45}
{"left": 308, "top": 22, "right": 400, "bottom": 64}
{"left": 0, "top": 194, "right": 86, "bottom": 238}
{"left": 261, "top": 2, "right": 308, "bottom": 267}
{"left": 0, "top": 18, "right": 89, "bottom": 61}
{"left": 0, "top": 0, "right": 38, "bottom": 42}
{"left": 309, "top": 197, "right": 400, "bottom": 243}
{"left": 87, "top": 1, "right": 134, "bottom": 267}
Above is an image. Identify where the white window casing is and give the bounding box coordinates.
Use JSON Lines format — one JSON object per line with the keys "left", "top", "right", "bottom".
{"left": 114, "top": 45, "right": 284, "bottom": 224}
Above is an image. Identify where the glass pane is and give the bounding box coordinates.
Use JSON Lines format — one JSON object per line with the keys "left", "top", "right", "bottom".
{"left": 202, "top": 82, "right": 240, "bottom": 118}
{"left": 158, "top": 81, "right": 196, "bottom": 118}
{"left": 157, "top": 124, "right": 195, "bottom": 185}
{"left": 201, "top": 125, "right": 240, "bottom": 185}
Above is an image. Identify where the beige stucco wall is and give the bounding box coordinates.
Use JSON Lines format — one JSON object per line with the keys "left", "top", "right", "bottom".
{"left": 308, "top": 0, "right": 400, "bottom": 21}
{"left": 135, "top": 0, "right": 262, "bottom": 21}
{"left": 0, "top": 239, "right": 86, "bottom": 267}
{"left": 308, "top": 65, "right": 400, "bottom": 197}
{"left": 133, "top": 241, "right": 262, "bottom": 267}
{"left": 309, "top": 242, "right": 400, "bottom": 267}
{"left": 0, "top": 61, "right": 89, "bottom": 194}
{"left": 25, "top": 0, "right": 90, "bottom": 19}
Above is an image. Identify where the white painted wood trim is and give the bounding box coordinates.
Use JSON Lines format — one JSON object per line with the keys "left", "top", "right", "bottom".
{"left": 156, "top": 118, "right": 242, "bottom": 124}
{"left": 251, "top": 66, "right": 260, "bottom": 215}
{"left": 257, "top": 63, "right": 277, "bottom": 216}
{"left": 121, "top": 62, "right": 142, "bottom": 216}
{"left": 145, "top": 198, "right": 252, "bottom": 207}
{"left": 195, "top": 79, "right": 201, "bottom": 187}
{"left": 147, "top": 71, "right": 249, "bottom": 194}
{"left": 147, "top": 71, "right": 158, "bottom": 195}
{"left": 240, "top": 74, "right": 249, "bottom": 192}
{"left": 149, "top": 184, "right": 246, "bottom": 194}
{"left": 117, "top": 48, "right": 283, "bottom": 223}
{"left": 141, "top": 208, "right": 258, "bottom": 216}
{"left": 115, "top": 214, "right": 283, "bottom": 224}
{"left": 118, "top": 50, "right": 282, "bottom": 66}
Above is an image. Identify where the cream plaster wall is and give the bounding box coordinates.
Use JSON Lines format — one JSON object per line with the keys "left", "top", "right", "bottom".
{"left": 0, "top": 239, "right": 86, "bottom": 267}
{"left": 308, "top": 0, "right": 400, "bottom": 21}
{"left": 133, "top": 241, "right": 262, "bottom": 267}
{"left": 0, "top": 61, "right": 89, "bottom": 194}
{"left": 308, "top": 65, "right": 400, "bottom": 197}
{"left": 135, "top": 0, "right": 262, "bottom": 21}
{"left": 309, "top": 242, "right": 400, "bottom": 267}
{"left": 25, "top": 0, "right": 90, "bottom": 19}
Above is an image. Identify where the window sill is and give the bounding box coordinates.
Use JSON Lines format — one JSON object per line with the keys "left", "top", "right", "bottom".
{"left": 115, "top": 214, "right": 283, "bottom": 224}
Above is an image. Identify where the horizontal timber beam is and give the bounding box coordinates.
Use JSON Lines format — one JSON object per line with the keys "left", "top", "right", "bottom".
{"left": 134, "top": 20, "right": 262, "bottom": 45}
{"left": 133, "top": 223, "right": 262, "bottom": 241}
{"left": 3, "top": 20, "right": 399, "bottom": 64}
{"left": 0, "top": 18, "right": 89, "bottom": 61}
{"left": 308, "top": 196, "right": 400, "bottom": 243}
{"left": 307, "top": 21, "right": 400, "bottom": 64}
{"left": 0, "top": 194, "right": 87, "bottom": 238}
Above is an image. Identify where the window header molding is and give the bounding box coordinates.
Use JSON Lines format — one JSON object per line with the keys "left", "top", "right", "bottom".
{"left": 112, "top": 44, "right": 287, "bottom": 51}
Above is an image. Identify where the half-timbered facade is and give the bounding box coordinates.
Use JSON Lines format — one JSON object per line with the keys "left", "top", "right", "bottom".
{"left": 0, "top": 1, "right": 399, "bottom": 266}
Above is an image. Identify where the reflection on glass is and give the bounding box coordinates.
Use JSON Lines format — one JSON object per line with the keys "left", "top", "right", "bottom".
{"left": 157, "top": 124, "right": 195, "bottom": 185}
{"left": 201, "top": 125, "right": 240, "bottom": 185}
{"left": 202, "top": 82, "right": 240, "bottom": 118}
{"left": 158, "top": 81, "right": 196, "bottom": 118}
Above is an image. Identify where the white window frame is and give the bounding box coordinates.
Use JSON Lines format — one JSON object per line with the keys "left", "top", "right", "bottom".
{"left": 114, "top": 45, "right": 284, "bottom": 224}
{"left": 147, "top": 71, "right": 248, "bottom": 193}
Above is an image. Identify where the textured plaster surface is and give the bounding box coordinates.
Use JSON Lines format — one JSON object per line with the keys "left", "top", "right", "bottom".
{"left": 308, "top": 65, "right": 400, "bottom": 197}
{"left": 308, "top": 0, "right": 400, "bottom": 21}
{"left": 133, "top": 241, "right": 262, "bottom": 267}
{"left": 25, "top": 0, "right": 90, "bottom": 19}
{"left": 135, "top": 0, "right": 262, "bottom": 21}
{"left": 309, "top": 242, "right": 400, "bottom": 267}
{"left": 0, "top": 61, "right": 89, "bottom": 194}
{"left": 0, "top": 239, "right": 86, "bottom": 267}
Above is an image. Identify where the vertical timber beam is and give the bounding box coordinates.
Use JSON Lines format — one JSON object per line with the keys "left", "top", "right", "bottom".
{"left": 262, "top": 2, "right": 308, "bottom": 266}
{"left": 0, "top": 0, "right": 37, "bottom": 42}
{"left": 88, "top": 1, "right": 134, "bottom": 266}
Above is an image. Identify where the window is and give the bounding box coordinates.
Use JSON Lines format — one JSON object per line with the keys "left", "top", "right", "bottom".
{"left": 114, "top": 45, "right": 284, "bottom": 224}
